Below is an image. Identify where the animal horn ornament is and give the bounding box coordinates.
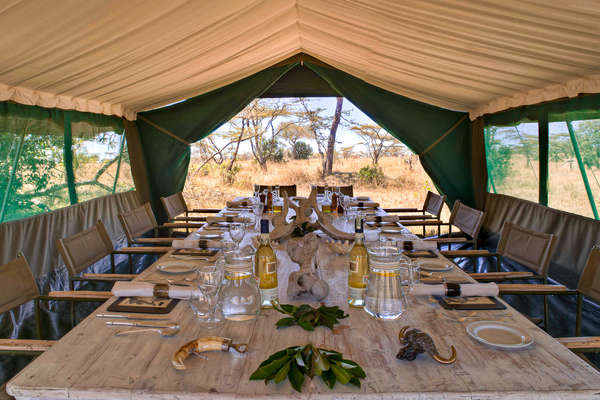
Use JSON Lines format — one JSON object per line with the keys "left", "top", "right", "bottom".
{"left": 397, "top": 326, "right": 457, "bottom": 365}
{"left": 172, "top": 336, "right": 248, "bottom": 370}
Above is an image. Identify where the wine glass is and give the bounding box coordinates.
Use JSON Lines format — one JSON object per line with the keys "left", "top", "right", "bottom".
{"left": 229, "top": 222, "right": 245, "bottom": 250}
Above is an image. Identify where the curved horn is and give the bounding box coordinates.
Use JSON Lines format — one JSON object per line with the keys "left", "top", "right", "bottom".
{"left": 432, "top": 345, "right": 457, "bottom": 364}
{"left": 398, "top": 326, "right": 410, "bottom": 341}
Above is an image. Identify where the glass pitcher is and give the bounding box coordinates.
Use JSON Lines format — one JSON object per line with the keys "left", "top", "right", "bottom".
{"left": 364, "top": 246, "right": 410, "bottom": 320}
{"left": 219, "top": 250, "right": 261, "bottom": 321}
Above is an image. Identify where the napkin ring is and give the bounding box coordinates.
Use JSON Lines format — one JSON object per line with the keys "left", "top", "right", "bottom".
{"left": 154, "top": 284, "right": 170, "bottom": 299}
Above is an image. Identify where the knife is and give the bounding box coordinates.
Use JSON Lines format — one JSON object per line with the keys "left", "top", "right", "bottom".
{"left": 96, "top": 314, "right": 169, "bottom": 321}
{"left": 105, "top": 321, "right": 179, "bottom": 329}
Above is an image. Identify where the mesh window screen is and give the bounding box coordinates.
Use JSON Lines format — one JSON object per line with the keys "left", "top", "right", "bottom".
{"left": 72, "top": 130, "right": 133, "bottom": 203}
{"left": 548, "top": 119, "right": 600, "bottom": 219}
{"left": 485, "top": 122, "right": 539, "bottom": 203}
{"left": 0, "top": 130, "right": 69, "bottom": 223}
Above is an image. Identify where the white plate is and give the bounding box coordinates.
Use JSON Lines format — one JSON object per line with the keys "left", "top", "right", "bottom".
{"left": 221, "top": 211, "right": 240, "bottom": 217}
{"left": 466, "top": 321, "right": 534, "bottom": 350}
{"left": 417, "top": 259, "right": 452, "bottom": 272}
{"left": 156, "top": 260, "right": 199, "bottom": 274}
{"left": 381, "top": 227, "right": 404, "bottom": 234}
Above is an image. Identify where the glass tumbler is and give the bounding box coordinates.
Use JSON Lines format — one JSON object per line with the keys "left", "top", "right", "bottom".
{"left": 364, "top": 246, "right": 409, "bottom": 320}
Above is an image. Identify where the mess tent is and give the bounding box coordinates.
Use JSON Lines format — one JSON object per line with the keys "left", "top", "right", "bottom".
{"left": 1, "top": 0, "right": 600, "bottom": 382}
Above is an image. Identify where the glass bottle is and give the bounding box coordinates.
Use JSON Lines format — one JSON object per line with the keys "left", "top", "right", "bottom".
{"left": 255, "top": 219, "right": 278, "bottom": 307}
{"left": 266, "top": 186, "right": 273, "bottom": 213}
{"left": 348, "top": 216, "right": 368, "bottom": 307}
{"left": 331, "top": 188, "right": 339, "bottom": 214}
{"left": 220, "top": 250, "right": 260, "bottom": 321}
{"left": 336, "top": 187, "right": 344, "bottom": 214}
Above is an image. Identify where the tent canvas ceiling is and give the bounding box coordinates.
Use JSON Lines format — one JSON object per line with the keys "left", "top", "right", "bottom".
{"left": 0, "top": 0, "right": 599, "bottom": 121}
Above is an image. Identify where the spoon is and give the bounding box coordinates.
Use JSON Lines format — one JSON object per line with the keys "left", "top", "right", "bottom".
{"left": 115, "top": 326, "right": 180, "bottom": 337}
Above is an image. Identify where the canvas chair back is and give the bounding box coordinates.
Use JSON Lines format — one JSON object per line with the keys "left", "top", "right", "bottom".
{"left": 119, "top": 203, "right": 158, "bottom": 243}
{"left": 449, "top": 200, "right": 485, "bottom": 240}
{"left": 57, "top": 221, "right": 114, "bottom": 276}
{"left": 496, "top": 221, "right": 557, "bottom": 277}
{"left": 577, "top": 244, "right": 600, "bottom": 304}
{"left": 255, "top": 184, "right": 297, "bottom": 197}
{"left": 423, "top": 191, "right": 445, "bottom": 218}
{"left": 161, "top": 192, "right": 188, "bottom": 220}
{"left": 0, "top": 254, "right": 39, "bottom": 314}
{"left": 312, "top": 185, "right": 353, "bottom": 197}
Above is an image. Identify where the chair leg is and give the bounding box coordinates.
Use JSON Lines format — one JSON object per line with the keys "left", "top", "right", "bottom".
{"left": 575, "top": 293, "right": 583, "bottom": 336}
{"left": 448, "top": 225, "right": 452, "bottom": 251}
{"left": 543, "top": 294, "right": 549, "bottom": 332}
{"left": 128, "top": 254, "right": 133, "bottom": 274}
{"left": 69, "top": 279, "right": 76, "bottom": 328}
{"left": 34, "top": 298, "right": 42, "bottom": 340}
{"left": 110, "top": 253, "right": 115, "bottom": 273}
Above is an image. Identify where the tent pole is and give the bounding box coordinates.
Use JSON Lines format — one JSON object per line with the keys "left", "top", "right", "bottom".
{"left": 538, "top": 113, "right": 549, "bottom": 206}
{"left": 112, "top": 131, "right": 126, "bottom": 194}
{"left": 566, "top": 121, "right": 598, "bottom": 220}
{"left": 0, "top": 129, "right": 26, "bottom": 222}
{"left": 483, "top": 126, "right": 497, "bottom": 194}
{"left": 63, "top": 112, "right": 78, "bottom": 205}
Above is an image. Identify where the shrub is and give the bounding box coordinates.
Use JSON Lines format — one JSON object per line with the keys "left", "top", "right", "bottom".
{"left": 358, "top": 165, "right": 385, "bottom": 185}
{"left": 292, "top": 141, "right": 313, "bottom": 160}
{"left": 220, "top": 164, "right": 241, "bottom": 185}
{"left": 261, "top": 139, "right": 285, "bottom": 163}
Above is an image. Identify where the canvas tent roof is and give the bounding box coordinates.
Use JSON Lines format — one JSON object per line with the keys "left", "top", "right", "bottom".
{"left": 0, "top": 0, "right": 599, "bottom": 121}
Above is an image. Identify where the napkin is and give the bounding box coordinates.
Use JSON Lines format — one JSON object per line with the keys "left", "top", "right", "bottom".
{"left": 394, "top": 240, "right": 437, "bottom": 251}
{"left": 365, "top": 215, "right": 399, "bottom": 222}
{"left": 410, "top": 283, "right": 499, "bottom": 297}
{"left": 172, "top": 239, "right": 223, "bottom": 249}
{"left": 350, "top": 201, "right": 379, "bottom": 208}
{"left": 112, "top": 281, "right": 202, "bottom": 299}
{"left": 206, "top": 216, "right": 250, "bottom": 223}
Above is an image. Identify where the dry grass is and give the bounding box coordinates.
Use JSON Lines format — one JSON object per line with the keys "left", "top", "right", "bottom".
{"left": 184, "top": 155, "right": 450, "bottom": 236}
{"left": 497, "top": 155, "right": 600, "bottom": 219}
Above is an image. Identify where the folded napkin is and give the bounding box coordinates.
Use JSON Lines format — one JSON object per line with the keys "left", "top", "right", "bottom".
{"left": 112, "top": 281, "right": 201, "bottom": 299}
{"left": 410, "top": 283, "right": 499, "bottom": 297}
{"left": 365, "top": 215, "right": 399, "bottom": 222}
{"left": 206, "top": 216, "right": 250, "bottom": 223}
{"left": 172, "top": 239, "right": 223, "bottom": 249}
{"left": 350, "top": 201, "right": 380, "bottom": 208}
{"left": 394, "top": 240, "right": 437, "bottom": 251}
{"left": 226, "top": 200, "right": 253, "bottom": 208}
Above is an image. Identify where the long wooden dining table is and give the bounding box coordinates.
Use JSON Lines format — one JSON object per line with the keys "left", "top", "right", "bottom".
{"left": 7, "top": 202, "right": 600, "bottom": 399}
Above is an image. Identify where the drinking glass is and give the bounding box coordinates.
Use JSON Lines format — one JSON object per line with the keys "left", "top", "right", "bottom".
{"left": 229, "top": 222, "right": 245, "bottom": 250}
{"left": 189, "top": 264, "right": 224, "bottom": 327}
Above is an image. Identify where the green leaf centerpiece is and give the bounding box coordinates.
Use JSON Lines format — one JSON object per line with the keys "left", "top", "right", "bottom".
{"left": 249, "top": 344, "right": 366, "bottom": 392}
{"left": 272, "top": 303, "right": 348, "bottom": 331}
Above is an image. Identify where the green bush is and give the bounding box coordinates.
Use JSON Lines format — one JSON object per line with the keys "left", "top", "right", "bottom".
{"left": 358, "top": 165, "right": 385, "bottom": 185}
{"left": 220, "top": 164, "right": 241, "bottom": 185}
{"left": 292, "top": 141, "right": 313, "bottom": 160}
{"left": 261, "top": 139, "right": 285, "bottom": 163}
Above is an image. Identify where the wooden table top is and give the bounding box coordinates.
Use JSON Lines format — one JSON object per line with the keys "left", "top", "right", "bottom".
{"left": 8, "top": 210, "right": 600, "bottom": 399}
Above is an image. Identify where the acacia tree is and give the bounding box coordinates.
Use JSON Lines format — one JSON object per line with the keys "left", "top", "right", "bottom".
{"left": 298, "top": 97, "right": 345, "bottom": 176}
{"left": 351, "top": 124, "right": 401, "bottom": 165}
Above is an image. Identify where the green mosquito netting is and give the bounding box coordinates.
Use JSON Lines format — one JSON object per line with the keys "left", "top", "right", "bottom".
{"left": 134, "top": 61, "right": 475, "bottom": 221}
{"left": 0, "top": 102, "right": 134, "bottom": 223}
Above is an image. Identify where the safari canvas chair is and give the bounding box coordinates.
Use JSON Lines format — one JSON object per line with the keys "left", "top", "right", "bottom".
{"left": 443, "top": 221, "right": 557, "bottom": 330}
{"left": 56, "top": 220, "right": 162, "bottom": 324}
{"left": 312, "top": 185, "right": 353, "bottom": 197}
{"left": 555, "top": 245, "right": 600, "bottom": 357}
{"left": 384, "top": 191, "right": 446, "bottom": 237}
{"left": 256, "top": 184, "right": 297, "bottom": 197}
{"left": 119, "top": 203, "right": 175, "bottom": 247}
{"left": 160, "top": 192, "right": 219, "bottom": 234}
{"left": 425, "top": 200, "right": 485, "bottom": 250}
{"left": 0, "top": 254, "right": 109, "bottom": 356}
